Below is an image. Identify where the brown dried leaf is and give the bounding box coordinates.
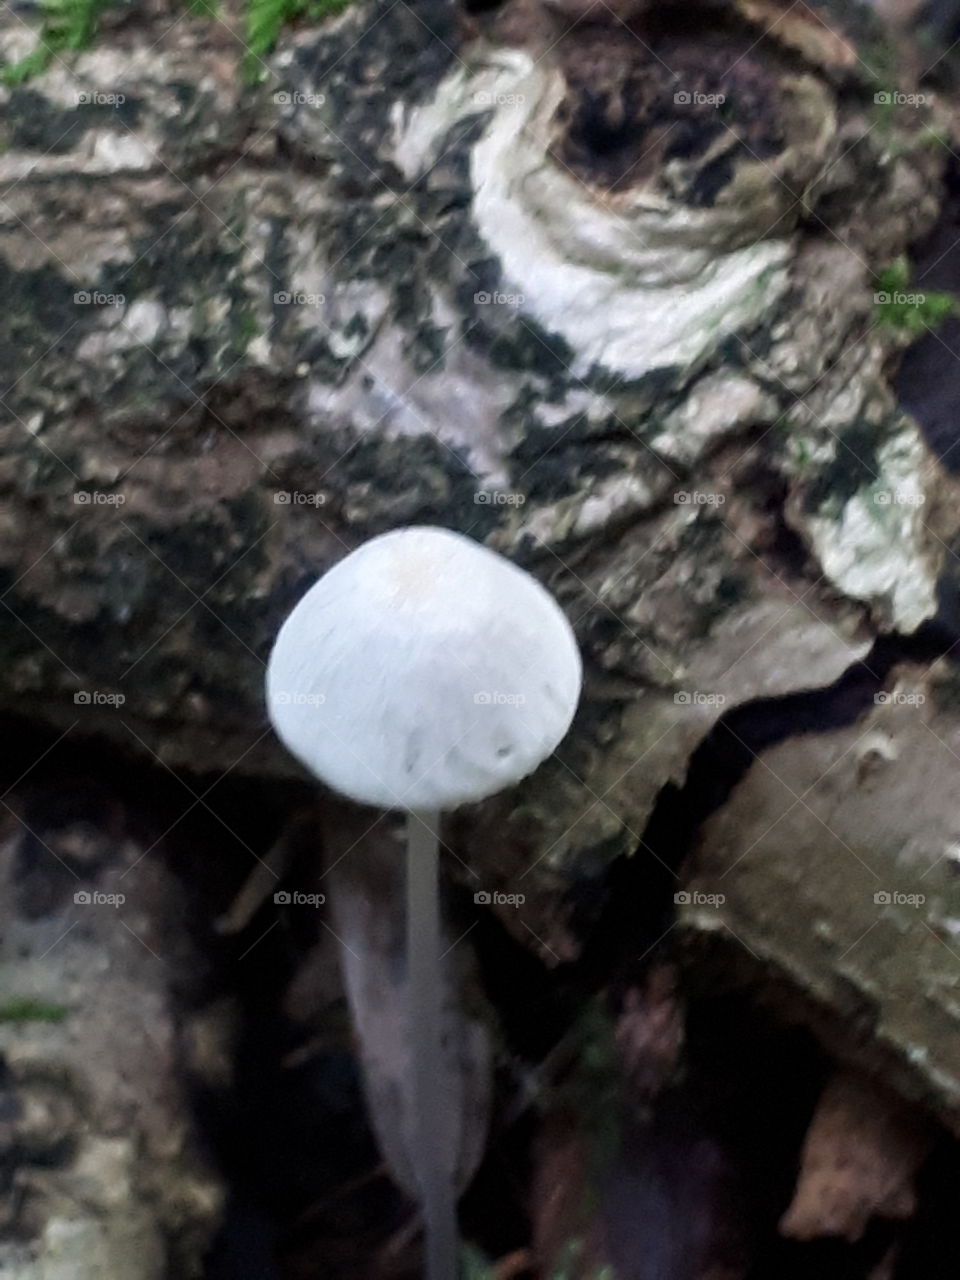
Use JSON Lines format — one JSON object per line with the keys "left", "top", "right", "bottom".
{"left": 321, "top": 802, "right": 493, "bottom": 1203}
{"left": 531, "top": 1112, "right": 610, "bottom": 1279}
{"left": 780, "top": 1069, "right": 933, "bottom": 1242}
{"left": 615, "top": 964, "right": 685, "bottom": 1104}
{"left": 736, "top": 0, "right": 860, "bottom": 72}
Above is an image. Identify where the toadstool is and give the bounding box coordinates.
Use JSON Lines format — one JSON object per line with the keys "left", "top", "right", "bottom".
{"left": 266, "top": 525, "right": 582, "bottom": 1280}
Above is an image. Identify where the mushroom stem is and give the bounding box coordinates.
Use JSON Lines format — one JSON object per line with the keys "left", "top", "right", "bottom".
{"left": 407, "top": 809, "right": 458, "bottom": 1280}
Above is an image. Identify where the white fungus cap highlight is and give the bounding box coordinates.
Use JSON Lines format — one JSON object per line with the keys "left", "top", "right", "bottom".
{"left": 265, "top": 525, "right": 582, "bottom": 811}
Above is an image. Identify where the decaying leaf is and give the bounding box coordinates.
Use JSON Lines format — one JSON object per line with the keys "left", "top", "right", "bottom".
{"left": 614, "top": 964, "right": 685, "bottom": 1107}
{"left": 780, "top": 1069, "right": 934, "bottom": 1242}
{"left": 320, "top": 801, "right": 493, "bottom": 1208}
{"left": 736, "top": 0, "right": 861, "bottom": 73}
{"left": 531, "top": 1113, "right": 611, "bottom": 1280}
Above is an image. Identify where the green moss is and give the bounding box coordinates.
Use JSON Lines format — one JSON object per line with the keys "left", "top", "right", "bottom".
{"left": 0, "top": 997, "right": 69, "bottom": 1023}
{"left": 245, "top": 0, "right": 352, "bottom": 80}
{"left": 2, "top": 0, "right": 353, "bottom": 85}
{"left": 553, "top": 999, "right": 622, "bottom": 1213}
{"left": 874, "top": 257, "right": 958, "bottom": 337}
{"left": 232, "top": 306, "right": 258, "bottom": 355}
{"left": 858, "top": 31, "right": 899, "bottom": 97}
{"left": 2, "top": 0, "right": 115, "bottom": 85}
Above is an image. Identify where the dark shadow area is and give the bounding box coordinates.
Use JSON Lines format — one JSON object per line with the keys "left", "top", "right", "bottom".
{"left": 893, "top": 160, "right": 960, "bottom": 472}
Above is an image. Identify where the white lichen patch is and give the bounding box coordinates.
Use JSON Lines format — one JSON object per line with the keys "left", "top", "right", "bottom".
{"left": 305, "top": 319, "right": 519, "bottom": 482}
{"left": 573, "top": 469, "right": 670, "bottom": 536}
{"left": 0, "top": 132, "right": 156, "bottom": 182}
{"left": 390, "top": 49, "right": 535, "bottom": 180}
{"left": 652, "top": 373, "right": 777, "bottom": 464}
{"left": 395, "top": 52, "right": 836, "bottom": 381}
{"left": 530, "top": 389, "right": 614, "bottom": 430}
{"left": 802, "top": 426, "right": 938, "bottom": 631}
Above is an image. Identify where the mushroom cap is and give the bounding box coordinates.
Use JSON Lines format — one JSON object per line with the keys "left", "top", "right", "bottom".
{"left": 265, "top": 526, "right": 582, "bottom": 811}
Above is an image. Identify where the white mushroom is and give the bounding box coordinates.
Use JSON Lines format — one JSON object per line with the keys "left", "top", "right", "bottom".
{"left": 266, "top": 525, "right": 582, "bottom": 1280}
{"left": 266, "top": 524, "right": 581, "bottom": 810}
